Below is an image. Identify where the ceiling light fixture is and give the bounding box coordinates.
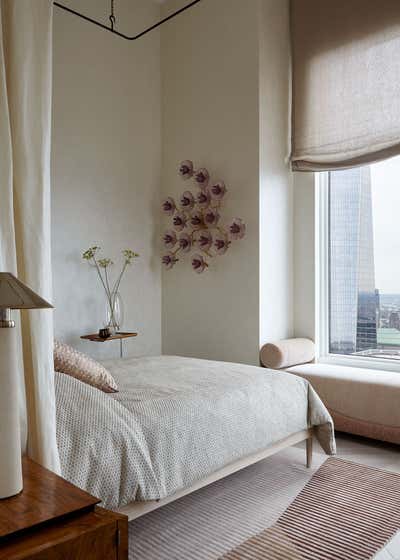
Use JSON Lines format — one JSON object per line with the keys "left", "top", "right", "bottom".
{"left": 53, "top": 0, "right": 202, "bottom": 42}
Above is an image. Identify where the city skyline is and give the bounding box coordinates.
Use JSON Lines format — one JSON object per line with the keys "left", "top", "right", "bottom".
{"left": 329, "top": 156, "right": 400, "bottom": 357}
{"left": 329, "top": 166, "right": 378, "bottom": 354}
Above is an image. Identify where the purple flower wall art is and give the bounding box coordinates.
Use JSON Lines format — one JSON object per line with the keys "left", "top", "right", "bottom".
{"left": 194, "top": 168, "right": 209, "bottom": 188}
{"left": 210, "top": 181, "right": 226, "bottom": 200}
{"left": 204, "top": 208, "right": 220, "bottom": 226}
{"left": 162, "top": 197, "right": 176, "bottom": 216}
{"left": 161, "top": 160, "right": 245, "bottom": 273}
{"left": 180, "top": 190, "right": 195, "bottom": 210}
{"left": 195, "top": 230, "right": 213, "bottom": 253}
{"left": 178, "top": 160, "right": 194, "bottom": 180}
{"left": 214, "top": 231, "right": 230, "bottom": 255}
{"left": 179, "top": 232, "right": 192, "bottom": 253}
{"left": 190, "top": 210, "right": 204, "bottom": 228}
{"left": 229, "top": 217, "right": 246, "bottom": 240}
{"left": 163, "top": 229, "right": 177, "bottom": 249}
{"left": 173, "top": 211, "right": 187, "bottom": 231}
{"left": 191, "top": 253, "right": 208, "bottom": 274}
{"left": 162, "top": 252, "right": 179, "bottom": 270}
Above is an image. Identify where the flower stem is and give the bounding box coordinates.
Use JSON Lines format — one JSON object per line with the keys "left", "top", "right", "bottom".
{"left": 104, "top": 266, "right": 118, "bottom": 329}
{"left": 113, "top": 261, "right": 128, "bottom": 297}
{"left": 92, "top": 256, "right": 110, "bottom": 299}
{"left": 92, "top": 256, "right": 117, "bottom": 328}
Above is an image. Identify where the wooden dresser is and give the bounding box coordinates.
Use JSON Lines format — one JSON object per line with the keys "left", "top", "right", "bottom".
{"left": 0, "top": 457, "right": 128, "bottom": 559}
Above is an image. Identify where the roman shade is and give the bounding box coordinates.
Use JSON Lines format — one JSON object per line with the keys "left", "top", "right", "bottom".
{"left": 291, "top": 0, "right": 400, "bottom": 171}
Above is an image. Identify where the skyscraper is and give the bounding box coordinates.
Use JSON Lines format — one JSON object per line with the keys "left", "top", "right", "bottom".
{"left": 329, "top": 166, "right": 378, "bottom": 354}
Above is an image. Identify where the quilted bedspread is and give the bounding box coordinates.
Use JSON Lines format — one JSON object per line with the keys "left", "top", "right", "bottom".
{"left": 55, "top": 355, "right": 336, "bottom": 509}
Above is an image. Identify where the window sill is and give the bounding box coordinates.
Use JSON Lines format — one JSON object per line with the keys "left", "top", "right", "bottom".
{"left": 317, "top": 353, "right": 400, "bottom": 374}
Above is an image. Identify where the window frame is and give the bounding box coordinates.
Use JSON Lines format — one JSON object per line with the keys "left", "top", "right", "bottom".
{"left": 316, "top": 171, "right": 400, "bottom": 373}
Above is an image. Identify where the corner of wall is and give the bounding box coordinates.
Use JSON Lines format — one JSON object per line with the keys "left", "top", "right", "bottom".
{"left": 259, "top": 0, "right": 294, "bottom": 348}
{"left": 293, "top": 172, "right": 316, "bottom": 341}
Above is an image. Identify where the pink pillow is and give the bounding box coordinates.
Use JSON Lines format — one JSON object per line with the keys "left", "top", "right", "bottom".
{"left": 54, "top": 339, "right": 118, "bottom": 393}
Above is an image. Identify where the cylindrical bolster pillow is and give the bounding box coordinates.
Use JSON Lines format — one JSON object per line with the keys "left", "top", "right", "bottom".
{"left": 260, "top": 338, "right": 315, "bottom": 369}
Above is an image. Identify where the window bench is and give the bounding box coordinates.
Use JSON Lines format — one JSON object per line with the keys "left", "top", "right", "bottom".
{"left": 286, "top": 363, "right": 400, "bottom": 445}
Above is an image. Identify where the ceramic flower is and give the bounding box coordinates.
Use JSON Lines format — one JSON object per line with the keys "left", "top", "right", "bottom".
{"left": 98, "top": 258, "right": 113, "bottom": 268}
{"left": 210, "top": 181, "right": 226, "bottom": 200}
{"left": 173, "top": 211, "right": 187, "bottom": 231}
{"left": 179, "top": 190, "right": 195, "bottom": 210}
{"left": 229, "top": 217, "right": 246, "bottom": 240}
{"left": 195, "top": 231, "right": 213, "bottom": 252}
{"left": 122, "top": 249, "right": 139, "bottom": 264}
{"left": 178, "top": 232, "right": 192, "bottom": 253}
{"left": 162, "top": 197, "right": 176, "bottom": 215}
{"left": 190, "top": 210, "right": 203, "bottom": 228}
{"left": 196, "top": 189, "right": 211, "bottom": 209}
{"left": 178, "top": 160, "right": 194, "bottom": 180}
{"left": 82, "top": 246, "right": 99, "bottom": 260}
{"left": 193, "top": 168, "right": 209, "bottom": 188}
{"left": 162, "top": 252, "right": 179, "bottom": 270}
{"left": 204, "top": 208, "right": 220, "bottom": 226}
{"left": 191, "top": 253, "right": 208, "bottom": 274}
{"left": 214, "top": 231, "right": 230, "bottom": 255}
{"left": 163, "top": 229, "right": 177, "bottom": 249}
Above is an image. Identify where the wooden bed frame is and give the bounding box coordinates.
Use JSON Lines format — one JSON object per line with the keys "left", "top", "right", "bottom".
{"left": 116, "top": 428, "right": 313, "bottom": 521}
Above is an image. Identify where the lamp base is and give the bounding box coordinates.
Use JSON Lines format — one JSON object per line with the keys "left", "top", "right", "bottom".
{"left": 0, "top": 328, "right": 23, "bottom": 498}
{"left": 0, "top": 308, "right": 15, "bottom": 328}
{"left": 0, "top": 484, "right": 23, "bottom": 500}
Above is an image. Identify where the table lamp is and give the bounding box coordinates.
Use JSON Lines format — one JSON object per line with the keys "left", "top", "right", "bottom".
{"left": 0, "top": 272, "right": 53, "bottom": 499}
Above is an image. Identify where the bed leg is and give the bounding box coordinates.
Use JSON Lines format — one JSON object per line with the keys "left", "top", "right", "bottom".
{"left": 306, "top": 436, "right": 313, "bottom": 468}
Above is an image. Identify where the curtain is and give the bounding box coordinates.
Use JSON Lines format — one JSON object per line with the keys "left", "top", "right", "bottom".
{"left": 291, "top": 0, "right": 400, "bottom": 171}
{"left": 0, "top": 0, "right": 60, "bottom": 472}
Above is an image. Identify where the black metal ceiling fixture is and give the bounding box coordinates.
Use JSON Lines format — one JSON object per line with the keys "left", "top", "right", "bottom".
{"left": 54, "top": 0, "right": 202, "bottom": 41}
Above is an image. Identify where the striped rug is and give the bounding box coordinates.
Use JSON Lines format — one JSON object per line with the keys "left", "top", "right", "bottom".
{"left": 221, "top": 457, "right": 400, "bottom": 560}
{"left": 128, "top": 448, "right": 400, "bottom": 560}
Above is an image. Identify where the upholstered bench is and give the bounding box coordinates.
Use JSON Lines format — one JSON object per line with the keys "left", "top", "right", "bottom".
{"left": 260, "top": 339, "right": 400, "bottom": 445}
{"left": 287, "top": 363, "right": 400, "bottom": 445}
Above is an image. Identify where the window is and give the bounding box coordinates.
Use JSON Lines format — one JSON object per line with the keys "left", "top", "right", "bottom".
{"left": 320, "top": 156, "right": 400, "bottom": 364}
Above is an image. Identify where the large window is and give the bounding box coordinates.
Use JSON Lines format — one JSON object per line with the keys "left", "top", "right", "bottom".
{"left": 323, "top": 156, "right": 400, "bottom": 362}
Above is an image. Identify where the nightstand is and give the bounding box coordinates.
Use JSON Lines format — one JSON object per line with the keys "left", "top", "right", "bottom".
{"left": 81, "top": 331, "right": 138, "bottom": 358}
{"left": 0, "top": 457, "right": 128, "bottom": 559}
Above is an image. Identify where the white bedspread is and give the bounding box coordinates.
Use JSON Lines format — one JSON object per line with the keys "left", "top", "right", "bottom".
{"left": 55, "top": 355, "right": 335, "bottom": 509}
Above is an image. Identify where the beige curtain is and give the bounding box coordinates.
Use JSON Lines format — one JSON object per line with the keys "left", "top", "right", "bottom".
{"left": 291, "top": 0, "right": 400, "bottom": 171}
{"left": 0, "top": 0, "right": 60, "bottom": 472}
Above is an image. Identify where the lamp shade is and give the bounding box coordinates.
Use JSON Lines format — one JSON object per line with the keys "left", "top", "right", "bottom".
{"left": 0, "top": 273, "right": 53, "bottom": 309}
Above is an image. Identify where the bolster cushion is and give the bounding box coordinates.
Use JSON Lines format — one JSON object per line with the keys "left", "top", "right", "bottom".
{"left": 260, "top": 338, "right": 315, "bottom": 369}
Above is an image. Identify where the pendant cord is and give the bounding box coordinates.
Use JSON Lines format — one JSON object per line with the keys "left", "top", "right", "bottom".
{"left": 109, "top": 0, "right": 115, "bottom": 31}
{"left": 54, "top": 0, "right": 202, "bottom": 42}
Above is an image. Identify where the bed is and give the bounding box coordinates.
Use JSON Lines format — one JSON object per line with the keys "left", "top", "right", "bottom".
{"left": 55, "top": 355, "right": 336, "bottom": 520}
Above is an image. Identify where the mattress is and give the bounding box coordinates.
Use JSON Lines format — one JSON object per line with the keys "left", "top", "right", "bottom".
{"left": 55, "top": 355, "right": 335, "bottom": 509}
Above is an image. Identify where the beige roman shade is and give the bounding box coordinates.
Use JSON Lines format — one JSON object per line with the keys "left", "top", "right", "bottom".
{"left": 291, "top": 0, "right": 400, "bottom": 171}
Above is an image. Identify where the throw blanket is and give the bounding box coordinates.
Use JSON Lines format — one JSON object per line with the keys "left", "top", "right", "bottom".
{"left": 55, "top": 355, "right": 336, "bottom": 509}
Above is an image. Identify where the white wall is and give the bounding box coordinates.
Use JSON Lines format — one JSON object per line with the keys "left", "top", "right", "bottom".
{"left": 293, "top": 173, "right": 316, "bottom": 341}
{"left": 52, "top": 0, "right": 293, "bottom": 364}
{"left": 259, "top": 0, "right": 293, "bottom": 347}
{"left": 161, "top": 0, "right": 292, "bottom": 365}
{"left": 52, "top": 0, "right": 162, "bottom": 359}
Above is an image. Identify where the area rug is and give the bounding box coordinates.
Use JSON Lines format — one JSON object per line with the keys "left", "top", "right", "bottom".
{"left": 221, "top": 457, "right": 400, "bottom": 560}
{"left": 128, "top": 448, "right": 400, "bottom": 560}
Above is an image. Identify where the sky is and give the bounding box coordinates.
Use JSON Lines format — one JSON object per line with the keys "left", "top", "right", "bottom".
{"left": 371, "top": 155, "right": 400, "bottom": 294}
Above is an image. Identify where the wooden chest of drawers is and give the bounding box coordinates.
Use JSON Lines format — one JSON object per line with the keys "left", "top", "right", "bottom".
{"left": 0, "top": 458, "right": 128, "bottom": 560}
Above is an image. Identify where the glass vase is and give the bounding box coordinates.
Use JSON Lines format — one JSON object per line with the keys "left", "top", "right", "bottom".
{"left": 105, "top": 291, "right": 124, "bottom": 335}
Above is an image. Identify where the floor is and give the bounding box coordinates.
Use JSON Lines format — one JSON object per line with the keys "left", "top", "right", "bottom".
{"left": 129, "top": 433, "right": 400, "bottom": 559}
{"left": 302, "top": 431, "right": 400, "bottom": 473}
